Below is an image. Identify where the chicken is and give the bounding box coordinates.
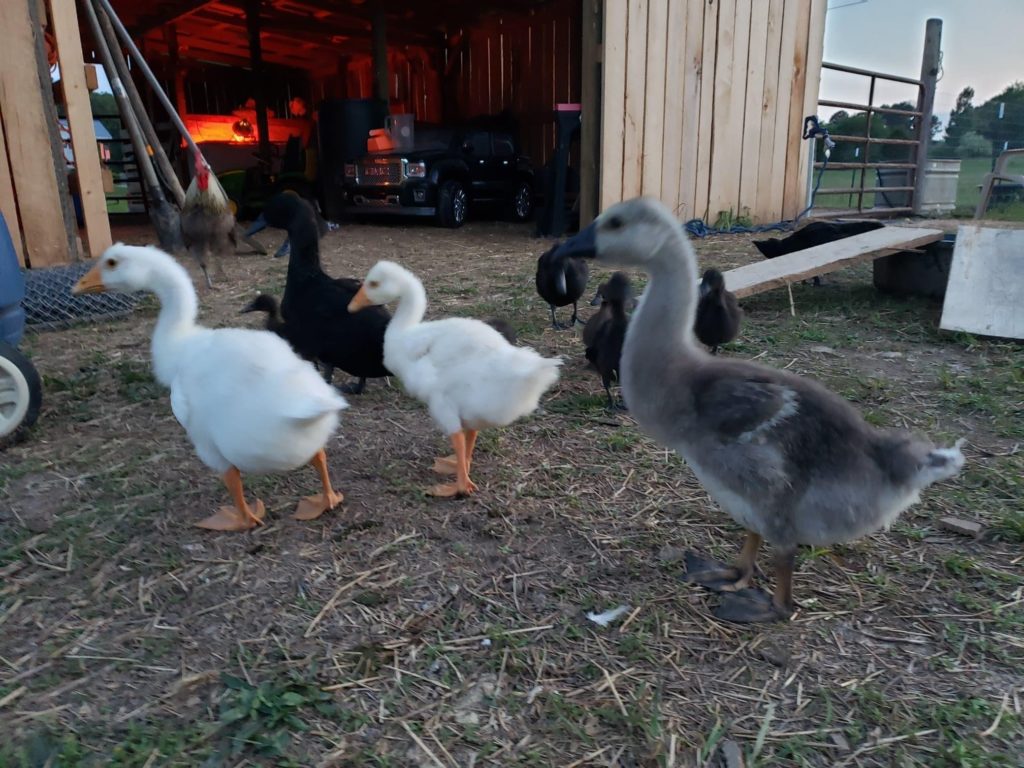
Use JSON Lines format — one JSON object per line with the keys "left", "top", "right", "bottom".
{"left": 180, "top": 153, "right": 236, "bottom": 288}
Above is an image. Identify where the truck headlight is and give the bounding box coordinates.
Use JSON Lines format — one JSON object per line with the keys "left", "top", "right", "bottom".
{"left": 405, "top": 161, "right": 426, "bottom": 178}
{"left": 344, "top": 163, "right": 357, "bottom": 178}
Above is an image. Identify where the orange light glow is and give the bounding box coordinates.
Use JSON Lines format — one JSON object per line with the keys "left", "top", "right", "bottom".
{"left": 182, "top": 115, "right": 312, "bottom": 145}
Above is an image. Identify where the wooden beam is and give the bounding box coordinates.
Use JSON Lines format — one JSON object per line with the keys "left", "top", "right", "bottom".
{"left": 578, "top": 0, "right": 600, "bottom": 224}
{"left": 0, "top": 0, "right": 69, "bottom": 267}
{"left": 130, "top": 0, "right": 217, "bottom": 34}
{"left": 640, "top": 0, "right": 667, "bottom": 198}
{"left": 912, "top": 18, "right": 941, "bottom": 215}
{"left": 371, "top": 3, "right": 389, "bottom": 103}
{"left": 940, "top": 225, "right": 1024, "bottom": 340}
{"left": 0, "top": 122, "right": 25, "bottom": 267}
{"left": 620, "top": 0, "right": 648, "bottom": 198}
{"left": 49, "top": 0, "right": 112, "bottom": 258}
{"left": 598, "top": 0, "right": 627, "bottom": 208}
{"left": 723, "top": 226, "right": 943, "bottom": 299}
{"left": 244, "top": 0, "right": 272, "bottom": 164}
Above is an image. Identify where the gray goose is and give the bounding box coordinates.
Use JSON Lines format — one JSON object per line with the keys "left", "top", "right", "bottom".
{"left": 551, "top": 197, "right": 966, "bottom": 623}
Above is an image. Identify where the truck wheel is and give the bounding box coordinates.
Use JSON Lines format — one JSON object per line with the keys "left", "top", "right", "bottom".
{"left": 509, "top": 180, "right": 534, "bottom": 222}
{"left": 0, "top": 340, "right": 42, "bottom": 444}
{"left": 436, "top": 180, "right": 468, "bottom": 228}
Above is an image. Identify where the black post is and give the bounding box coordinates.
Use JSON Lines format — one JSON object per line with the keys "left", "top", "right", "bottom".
{"left": 372, "top": 4, "right": 389, "bottom": 104}
{"left": 245, "top": 0, "right": 272, "bottom": 167}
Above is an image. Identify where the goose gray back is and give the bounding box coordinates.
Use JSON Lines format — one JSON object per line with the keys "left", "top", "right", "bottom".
{"left": 552, "top": 197, "right": 966, "bottom": 622}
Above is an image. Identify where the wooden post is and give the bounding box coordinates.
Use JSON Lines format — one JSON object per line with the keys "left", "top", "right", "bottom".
{"left": 165, "top": 25, "right": 188, "bottom": 118}
{"left": 578, "top": 0, "right": 600, "bottom": 224}
{"left": 28, "top": 0, "right": 80, "bottom": 262}
{"left": 912, "top": 18, "right": 941, "bottom": 215}
{"left": 372, "top": 4, "right": 389, "bottom": 104}
{"left": 0, "top": 0, "right": 70, "bottom": 267}
{"left": 48, "top": 0, "right": 112, "bottom": 257}
{"left": 244, "top": 0, "right": 272, "bottom": 165}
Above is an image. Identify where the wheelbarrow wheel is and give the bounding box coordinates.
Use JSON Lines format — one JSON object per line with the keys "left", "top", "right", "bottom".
{"left": 0, "top": 340, "right": 42, "bottom": 444}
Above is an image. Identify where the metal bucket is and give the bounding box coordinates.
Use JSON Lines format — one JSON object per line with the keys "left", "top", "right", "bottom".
{"left": 918, "top": 158, "right": 961, "bottom": 215}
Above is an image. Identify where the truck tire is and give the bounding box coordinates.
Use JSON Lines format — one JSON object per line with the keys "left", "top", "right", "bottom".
{"left": 436, "top": 180, "right": 468, "bottom": 228}
{"left": 0, "top": 340, "right": 42, "bottom": 444}
{"left": 508, "top": 179, "right": 534, "bottom": 222}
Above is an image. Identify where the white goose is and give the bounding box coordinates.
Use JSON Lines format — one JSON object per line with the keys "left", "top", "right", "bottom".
{"left": 349, "top": 260, "right": 561, "bottom": 497}
{"left": 551, "top": 198, "right": 965, "bottom": 622}
{"left": 73, "top": 244, "right": 348, "bottom": 531}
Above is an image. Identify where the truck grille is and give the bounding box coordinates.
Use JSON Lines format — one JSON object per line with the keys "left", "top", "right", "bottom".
{"left": 357, "top": 160, "right": 403, "bottom": 185}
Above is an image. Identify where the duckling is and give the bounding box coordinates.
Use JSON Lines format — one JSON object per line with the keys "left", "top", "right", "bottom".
{"left": 695, "top": 268, "right": 742, "bottom": 354}
{"left": 583, "top": 271, "right": 631, "bottom": 410}
{"left": 245, "top": 193, "right": 391, "bottom": 394}
{"left": 550, "top": 197, "right": 965, "bottom": 623}
{"left": 241, "top": 293, "right": 286, "bottom": 335}
{"left": 349, "top": 261, "right": 561, "bottom": 497}
{"left": 72, "top": 244, "right": 348, "bottom": 531}
{"left": 535, "top": 243, "right": 589, "bottom": 328}
{"left": 485, "top": 318, "right": 518, "bottom": 345}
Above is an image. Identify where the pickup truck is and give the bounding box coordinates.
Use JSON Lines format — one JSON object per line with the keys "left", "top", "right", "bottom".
{"left": 341, "top": 125, "right": 535, "bottom": 228}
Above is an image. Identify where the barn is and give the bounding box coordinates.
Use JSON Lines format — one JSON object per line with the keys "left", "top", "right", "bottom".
{"left": 0, "top": 0, "right": 827, "bottom": 267}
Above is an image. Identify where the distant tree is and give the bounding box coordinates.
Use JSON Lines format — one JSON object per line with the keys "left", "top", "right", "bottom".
{"left": 944, "top": 87, "right": 976, "bottom": 150}
{"left": 959, "top": 130, "right": 992, "bottom": 158}
{"left": 976, "top": 82, "right": 1024, "bottom": 154}
{"left": 90, "top": 91, "right": 122, "bottom": 163}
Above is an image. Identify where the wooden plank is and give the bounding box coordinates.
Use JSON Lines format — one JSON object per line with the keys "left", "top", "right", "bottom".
{"left": 659, "top": 0, "right": 687, "bottom": 209}
{"left": 767, "top": 0, "right": 800, "bottom": 220}
{"left": 723, "top": 226, "right": 943, "bottom": 299}
{"left": 0, "top": 120, "right": 25, "bottom": 267}
{"left": 940, "top": 225, "right": 1024, "bottom": 340}
{"left": 49, "top": 0, "right": 111, "bottom": 258}
{"left": 0, "top": 0, "right": 68, "bottom": 268}
{"left": 620, "top": 0, "right": 648, "bottom": 200}
{"left": 738, "top": 0, "right": 769, "bottom": 219}
{"left": 796, "top": 0, "right": 828, "bottom": 212}
{"left": 640, "top": 0, "right": 668, "bottom": 198}
{"left": 676, "top": 0, "right": 704, "bottom": 221}
{"left": 598, "top": 0, "right": 627, "bottom": 209}
{"left": 781, "top": 0, "right": 813, "bottom": 218}
{"left": 693, "top": 0, "right": 720, "bottom": 220}
{"left": 753, "top": 0, "right": 785, "bottom": 222}
{"left": 579, "top": 0, "right": 600, "bottom": 225}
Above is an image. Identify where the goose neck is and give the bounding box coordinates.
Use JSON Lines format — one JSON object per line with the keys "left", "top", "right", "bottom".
{"left": 150, "top": 264, "right": 200, "bottom": 386}
{"left": 389, "top": 273, "right": 427, "bottom": 331}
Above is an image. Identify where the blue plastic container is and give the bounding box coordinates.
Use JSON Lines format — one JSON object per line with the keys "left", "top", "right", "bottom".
{"left": 0, "top": 211, "right": 26, "bottom": 347}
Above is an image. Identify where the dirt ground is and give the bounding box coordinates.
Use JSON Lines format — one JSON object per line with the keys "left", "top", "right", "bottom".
{"left": 1, "top": 217, "right": 1022, "bottom": 767}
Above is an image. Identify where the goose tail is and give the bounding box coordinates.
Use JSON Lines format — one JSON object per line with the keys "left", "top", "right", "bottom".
{"left": 917, "top": 438, "right": 966, "bottom": 487}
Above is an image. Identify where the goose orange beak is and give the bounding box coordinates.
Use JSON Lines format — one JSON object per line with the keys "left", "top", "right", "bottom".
{"left": 72, "top": 263, "right": 107, "bottom": 295}
{"left": 347, "top": 285, "right": 373, "bottom": 313}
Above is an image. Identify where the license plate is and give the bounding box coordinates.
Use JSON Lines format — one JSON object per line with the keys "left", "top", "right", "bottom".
{"left": 364, "top": 166, "right": 394, "bottom": 177}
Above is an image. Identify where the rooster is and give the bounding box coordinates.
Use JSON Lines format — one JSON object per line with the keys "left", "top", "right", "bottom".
{"left": 180, "top": 153, "right": 236, "bottom": 288}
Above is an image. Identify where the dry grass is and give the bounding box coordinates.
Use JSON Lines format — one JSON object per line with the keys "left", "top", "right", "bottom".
{"left": 1, "top": 219, "right": 1022, "bottom": 767}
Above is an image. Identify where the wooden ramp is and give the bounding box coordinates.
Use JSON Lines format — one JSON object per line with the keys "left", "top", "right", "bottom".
{"left": 940, "top": 225, "right": 1024, "bottom": 340}
{"left": 722, "top": 226, "right": 944, "bottom": 299}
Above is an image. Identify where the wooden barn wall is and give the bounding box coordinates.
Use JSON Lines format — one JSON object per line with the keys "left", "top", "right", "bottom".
{"left": 342, "top": 47, "right": 443, "bottom": 123}
{"left": 600, "top": 0, "right": 827, "bottom": 223}
{"left": 445, "top": 0, "right": 581, "bottom": 167}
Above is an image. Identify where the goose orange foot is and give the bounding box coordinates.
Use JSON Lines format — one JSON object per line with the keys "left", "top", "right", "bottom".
{"left": 293, "top": 448, "right": 344, "bottom": 521}
{"left": 431, "top": 455, "right": 458, "bottom": 475}
{"left": 426, "top": 478, "right": 479, "bottom": 497}
{"left": 293, "top": 490, "right": 344, "bottom": 521}
{"left": 195, "top": 499, "right": 266, "bottom": 531}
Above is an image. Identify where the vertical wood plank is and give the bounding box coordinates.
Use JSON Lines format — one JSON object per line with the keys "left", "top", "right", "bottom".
{"left": 579, "top": 0, "right": 600, "bottom": 224}
{"left": 739, "top": 0, "right": 768, "bottom": 219}
{"left": 659, "top": 0, "right": 687, "bottom": 211}
{"left": 0, "top": 0, "right": 69, "bottom": 267}
{"left": 781, "top": 0, "right": 812, "bottom": 218}
{"left": 641, "top": 0, "right": 668, "bottom": 198}
{"left": 693, "top": 0, "right": 719, "bottom": 221}
{"left": 0, "top": 121, "right": 25, "bottom": 266}
{"left": 599, "top": 0, "right": 627, "bottom": 208}
{"left": 620, "top": 0, "right": 648, "bottom": 199}
{"left": 754, "top": 0, "right": 785, "bottom": 222}
{"left": 49, "top": 0, "right": 111, "bottom": 258}
{"left": 797, "top": 0, "right": 828, "bottom": 211}
{"left": 767, "top": 0, "right": 800, "bottom": 219}
{"left": 677, "top": 0, "right": 705, "bottom": 221}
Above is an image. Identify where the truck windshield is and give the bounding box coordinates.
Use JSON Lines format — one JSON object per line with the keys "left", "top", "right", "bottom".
{"left": 412, "top": 127, "right": 454, "bottom": 151}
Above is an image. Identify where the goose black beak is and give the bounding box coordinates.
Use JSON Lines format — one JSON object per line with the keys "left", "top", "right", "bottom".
{"left": 551, "top": 221, "right": 597, "bottom": 261}
{"left": 589, "top": 289, "right": 603, "bottom": 306}
{"left": 240, "top": 298, "right": 259, "bottom": 314}
{"left": 245, "top": 214, "right": 268, "bottom": 237}
{"left": 699, "top": 280, "right": 712, "bottom": 299}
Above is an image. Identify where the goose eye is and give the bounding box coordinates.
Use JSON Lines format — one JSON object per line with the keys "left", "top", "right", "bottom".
{"left": 368, "top": 280, "right": 380, "bottom": 289}
{"left": 605, "top": 215, "right": 624, "bottom": 231}
{"left": 105, "top": 258, "right": 117, "bottom": 268}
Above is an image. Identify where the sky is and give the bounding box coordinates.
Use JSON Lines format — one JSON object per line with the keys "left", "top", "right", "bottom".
{"left": 821, "top": 0, "right": 1024, "bottom": 129}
